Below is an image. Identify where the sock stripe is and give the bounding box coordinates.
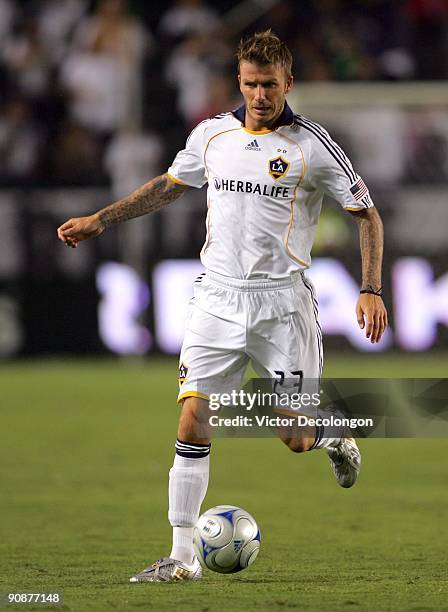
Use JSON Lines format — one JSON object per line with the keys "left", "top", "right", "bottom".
{"left": 176, "top": 447, "right": 210, "bottom": 454}
{"left": 176, "top": 440, "right": 210, "bottom": 451}
{"left": 176, "top": 444, "right": 207, "bottom": 451}
{"left": 308, "top": 423, "right": 324, "bottom": 451}
{"left": 175, "top": 439, "right": 211, "bottom": 458}
{"left": 176, "top": 449, "right": 210, "bottom": 458}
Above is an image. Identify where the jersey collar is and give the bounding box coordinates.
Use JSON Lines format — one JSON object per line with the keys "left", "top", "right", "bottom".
{"left": 232, "top": 102, "right": 294, "bottom": 131}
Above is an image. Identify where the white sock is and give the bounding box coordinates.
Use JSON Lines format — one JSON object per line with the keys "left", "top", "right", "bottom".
{"left": 168, "top": 443, "right": 210, "bottom": 564}
{"left": 171, "top": 526, "right": 194, "bottom": 566}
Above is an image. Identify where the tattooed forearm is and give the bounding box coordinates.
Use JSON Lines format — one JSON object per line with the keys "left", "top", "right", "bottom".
{"left": 350, "top": 208, "right": 384, "bottom": 292}
{"left": 97, "top": 174, "right": 187, "bottom": 229}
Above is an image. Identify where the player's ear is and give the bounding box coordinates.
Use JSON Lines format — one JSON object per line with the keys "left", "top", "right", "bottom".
{"left": 285, "top": 75, "right": 293, "bottom": 94}
{"left": 237, "top": 73, "right": 242, "bottom": 90}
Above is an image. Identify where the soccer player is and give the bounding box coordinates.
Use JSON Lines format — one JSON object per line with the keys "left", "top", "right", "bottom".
{"left": 57, "top": 31, "right": 388, "bottom": 582}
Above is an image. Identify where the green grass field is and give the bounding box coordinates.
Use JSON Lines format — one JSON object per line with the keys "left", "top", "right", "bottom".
{"left": 1, "top": 354, "right": 447, "bottom": 611}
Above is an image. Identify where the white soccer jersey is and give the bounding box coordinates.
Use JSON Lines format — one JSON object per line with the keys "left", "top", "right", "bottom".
{"left": 168, "top": 103, "right": 374, "bottom": 279}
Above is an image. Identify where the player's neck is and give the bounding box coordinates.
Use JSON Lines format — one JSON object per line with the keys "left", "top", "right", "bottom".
{"left": 244, "top": 107, "right": 284, "bottom": 133}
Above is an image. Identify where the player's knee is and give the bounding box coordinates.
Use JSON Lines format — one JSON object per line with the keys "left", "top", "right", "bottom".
{"left": 180, "top": 397, "right": 207, "bottom": 422}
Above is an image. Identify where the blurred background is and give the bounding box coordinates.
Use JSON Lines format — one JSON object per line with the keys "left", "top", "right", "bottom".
{"left": 0, "top": 0, "right": 447, "bottom": 359}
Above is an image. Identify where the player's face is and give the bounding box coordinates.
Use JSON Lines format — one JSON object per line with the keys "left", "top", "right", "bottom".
{"left": 238, "top": 61, "right": 293, "bottom": 130}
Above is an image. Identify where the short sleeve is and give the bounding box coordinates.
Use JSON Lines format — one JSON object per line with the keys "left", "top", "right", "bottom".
{"left": 307, "top": 127, "right": 374, "bottom": 211}
{"left": 167, "top": 120, "right": 208, "bottom": 189}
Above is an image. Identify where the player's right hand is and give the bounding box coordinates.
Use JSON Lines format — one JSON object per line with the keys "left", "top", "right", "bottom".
{"left": 57, "top": 214, "right": 104, "bottom": 248}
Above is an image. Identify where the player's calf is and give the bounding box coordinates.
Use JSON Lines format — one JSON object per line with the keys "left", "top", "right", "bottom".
{"left": 282, "top": 435, "right": 316, "bottom": 453}
{"left": 277, "top": 414, "right": 316, "bottom": 453}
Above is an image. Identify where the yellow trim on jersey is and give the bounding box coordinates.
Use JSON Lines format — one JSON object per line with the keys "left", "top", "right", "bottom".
{"left": 344, "top": 206, "right": 365, "bottom": 212}
{"left": 201, "top": 128, "right": 244, "bottom": 262}
{"left": 166, "top": 172, "right": 187, "bottom": 186}
{"left": 177, "top": 391, "right": 210, "bottom": 404}
{"left": 243, "top": 127, "right": 273, "bottom": 135}
{"left": 203, "top": 127, "right": 243, "bottom": 170}
{"left": 200, "top": 196, "right": 212, "bottom": 256}
{"left": 277, "top": 132, "right": 309, "bottom": 268}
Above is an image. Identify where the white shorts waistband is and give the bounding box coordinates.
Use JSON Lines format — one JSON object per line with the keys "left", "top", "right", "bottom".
{"left": 205, "top": 270, "right": 303, "bottom": 291}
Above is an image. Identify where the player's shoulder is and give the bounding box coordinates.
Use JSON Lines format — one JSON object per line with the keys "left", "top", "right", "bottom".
{"left": 289, "top": 113, "right": 358, "bottom": 179}
{"left": 189, "top": 112, "right": 240, "bottom": 141}
{"left": 285, "top": 113, "right": 352, "bottom": 167}
{"left": 284, "top": 113, "right": 334, "bottom": 144}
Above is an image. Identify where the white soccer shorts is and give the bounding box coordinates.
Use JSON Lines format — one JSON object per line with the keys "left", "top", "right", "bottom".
{"left": 177, "top": 270, "right": 322, "bottom": 405}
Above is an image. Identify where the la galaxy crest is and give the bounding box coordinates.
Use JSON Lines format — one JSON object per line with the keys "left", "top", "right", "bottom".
{"left": 179, "top": 362, "right": 189, "bottom": 386}
{"left": 268, "top": 156, "right": 290, "bottom": 181}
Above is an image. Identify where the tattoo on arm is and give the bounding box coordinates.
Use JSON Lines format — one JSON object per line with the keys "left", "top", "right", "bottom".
{"left": 97, "top": 174, "right": 188, "bottom": 229}
{"left": 349, "top": 208, "right": 384, "bottom": 292}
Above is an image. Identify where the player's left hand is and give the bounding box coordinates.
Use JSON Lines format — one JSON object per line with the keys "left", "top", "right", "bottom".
{"left": 356, "top": 294, "right": 388, "bottom": 343}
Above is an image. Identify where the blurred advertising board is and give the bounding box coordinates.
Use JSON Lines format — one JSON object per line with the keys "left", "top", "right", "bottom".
{"left": 0, "top": 189, "right": 447, "bottom": 357}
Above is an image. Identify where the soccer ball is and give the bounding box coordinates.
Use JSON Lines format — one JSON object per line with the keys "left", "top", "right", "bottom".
{"left": 193, "top": 505, "right": 260, "bottom": 573}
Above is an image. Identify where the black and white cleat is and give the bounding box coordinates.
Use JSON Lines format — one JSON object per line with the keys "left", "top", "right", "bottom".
{"left": 327, "top": 438, "right": 361, "bottom": 488}
{"left": 129, "top": 556, "right": 202, "bottom": 583}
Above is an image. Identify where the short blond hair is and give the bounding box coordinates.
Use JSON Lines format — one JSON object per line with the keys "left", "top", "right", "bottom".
{"left": 237, "top": 30, "right": 293, "bottom": 78}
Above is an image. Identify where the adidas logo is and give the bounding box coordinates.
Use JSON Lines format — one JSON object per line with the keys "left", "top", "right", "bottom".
{"left": 245, "top": 139, "right": 261, "bottom": 151}
{"left": 233, "top": 539, "right": 243, "bottom": 553}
